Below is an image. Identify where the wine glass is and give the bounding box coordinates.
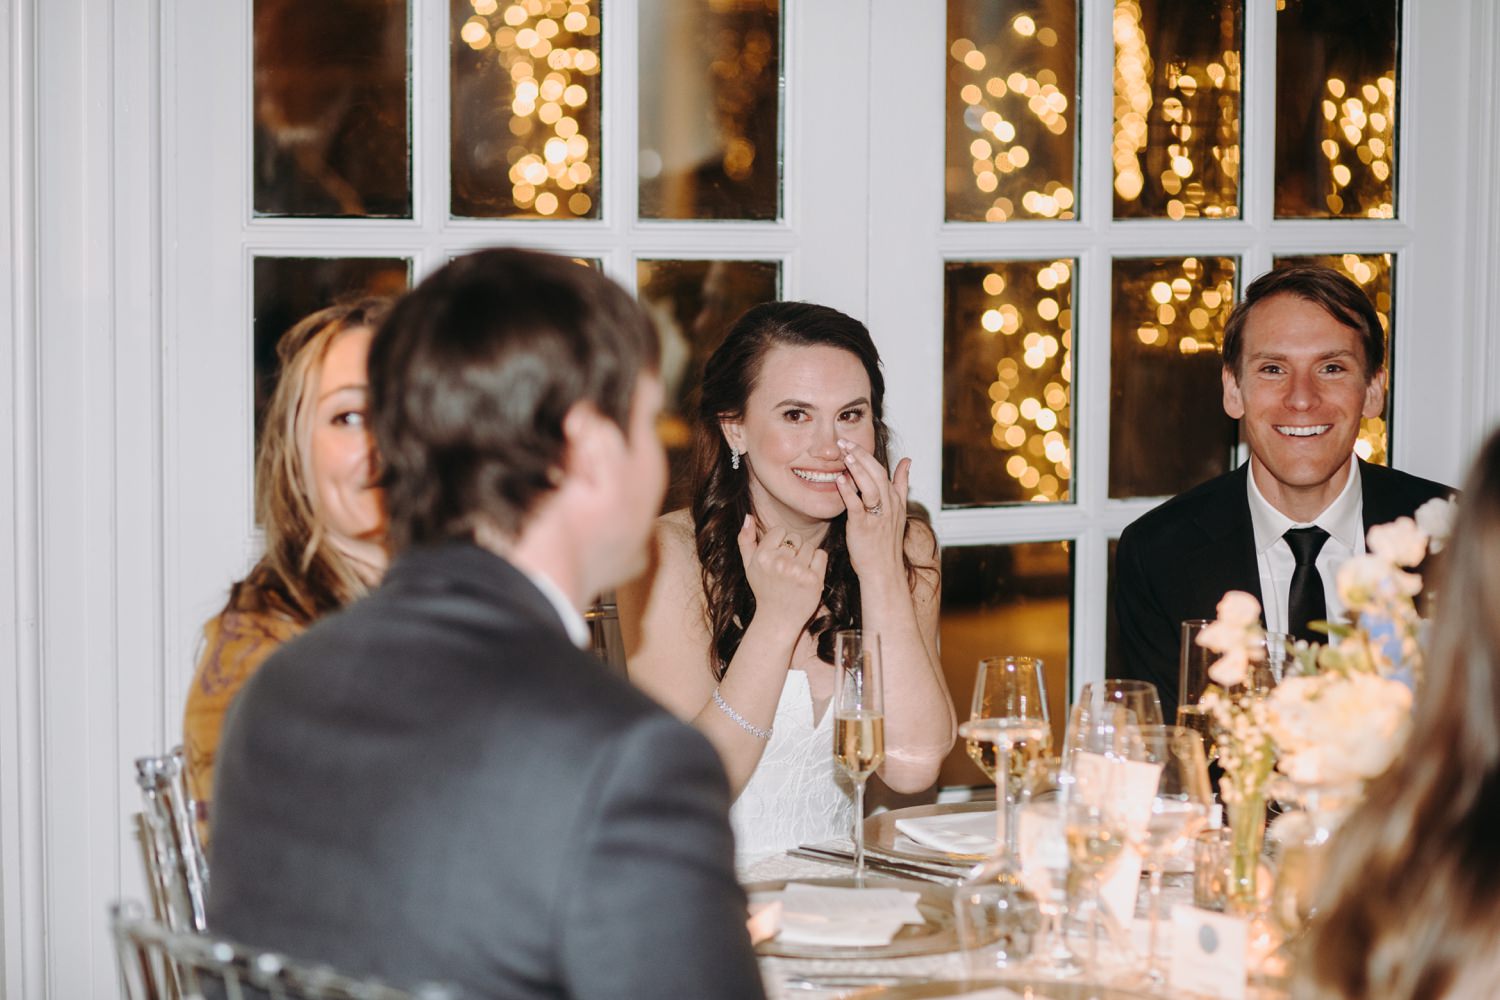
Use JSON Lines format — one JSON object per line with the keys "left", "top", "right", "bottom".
{"left": 1077, "top": 679, "right": 1163, "bottom": 728}
{"left": 1062, "top": 772, "right": 1129, "bottom": 976}
{"left": 953, "top": 656, "right": 1050, "bottom": 972}
{"left": 832, "top": 629, "right": 884, "bottom": 887}
{"left": 963, "top": 656, "right": 1051, "bottom": 871}
{"left": 1125, "top": 725, "right": 1213, "bottom": 988}
{"left": 1015, "top": 794, "right": 1081, "bottom": 978}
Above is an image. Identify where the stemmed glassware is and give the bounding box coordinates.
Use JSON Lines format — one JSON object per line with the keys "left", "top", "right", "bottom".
{"left": 1077, "top": 679, "right": 1164, "bottom": 728}
{"left": 1125, "top": 724, "right": 1213, "bottom": 987}
{"left": 832, "top": 629, "right": 884, "bottom": 887}
{"left": 953, "top": 656, "right": 1050, "bottom": 972}
{"left": 1058, "top": 701, "right": 1133, "bottom": 976}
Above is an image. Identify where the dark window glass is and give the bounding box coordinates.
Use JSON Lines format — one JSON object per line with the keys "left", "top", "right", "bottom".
{"left": 1274, "top": 0, "right": 1398, "bottom": 219}
{"left": 943, "top": 260, "right": 1075, "bottom": 506}
{"left": 939, "top": 541, "right": 1072, "bottom": 788}
{"left": 638, "top": 0, "right": 782, "bottom": 221}
{"left": 637, "top": 259, "right": 780, "bottom": 510}
{"left": 253, "top": 0, "right": 411, "bottom": 217}
{"left": 1109, "top": 255, "right": 1239, "bottom": 498}
{"left": 451, "top": 0, "right": 602, "bottom": 218}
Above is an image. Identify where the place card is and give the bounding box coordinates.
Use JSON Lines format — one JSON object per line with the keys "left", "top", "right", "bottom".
{"left": 1169, "top": 904, "right": 1248, "bottom": 1000}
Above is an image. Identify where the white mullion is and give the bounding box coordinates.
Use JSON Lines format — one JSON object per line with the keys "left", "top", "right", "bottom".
{"left": 601, "top": 0, "right": 634, "bottom": 252}
{"left": 415, "top": 0, "right": 447, "bottom": 268}
{"left": 1073, "top": 0, "right": 1121, "bottom": 695}
{"left": 867, "top": 0, "right": 944, "bottom": 517}
{"left": 1240, "top": 0, "right": 1275, "bottom": 247}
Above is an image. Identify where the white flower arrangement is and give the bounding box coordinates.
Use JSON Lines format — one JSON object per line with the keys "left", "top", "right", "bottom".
{"left": 1196, "top": 496, "right": 1456, "bottom": 800}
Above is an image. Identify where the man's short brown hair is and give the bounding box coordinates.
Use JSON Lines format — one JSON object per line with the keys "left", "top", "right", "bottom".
{"left": 1222, "top": 264, "right": 1385, "bottom": 381}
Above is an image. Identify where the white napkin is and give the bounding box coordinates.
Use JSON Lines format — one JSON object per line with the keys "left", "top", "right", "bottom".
{"left": 893, "top": 810, "right": 997, "bottom": 856}
{"left": 776, "top": 883, "right": 924, "bottom": 947}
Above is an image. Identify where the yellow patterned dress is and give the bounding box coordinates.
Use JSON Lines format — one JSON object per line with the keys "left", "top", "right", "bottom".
{"left": 183, "top": 610, "right": 303, "bottom": 845}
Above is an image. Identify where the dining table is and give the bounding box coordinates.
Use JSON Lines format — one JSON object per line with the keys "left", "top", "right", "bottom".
{"left": 741, "top": 833, "right": 1292, "bottom": 1000}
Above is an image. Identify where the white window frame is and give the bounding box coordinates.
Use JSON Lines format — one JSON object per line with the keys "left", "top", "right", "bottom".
{"left": 866, "top": 0, "right": 1481, "bottom": 701}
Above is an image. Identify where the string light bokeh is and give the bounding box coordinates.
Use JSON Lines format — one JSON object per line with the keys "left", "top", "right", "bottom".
{"left": 944, "top": 259, "right": 1075, "bottom": 505}
{"left": 946, "top": 2, "right": 1077, "bottom": 222}
{"left": 451, "top": 0, "right": 602, "bottom": 218}
{"left": 1112, "top": 0, "right": 1241, "bottom": 220}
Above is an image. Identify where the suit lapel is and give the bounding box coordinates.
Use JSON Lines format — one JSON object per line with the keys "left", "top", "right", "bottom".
{"left": 1188, "top": 464, "right": 1266, "bottom": 621}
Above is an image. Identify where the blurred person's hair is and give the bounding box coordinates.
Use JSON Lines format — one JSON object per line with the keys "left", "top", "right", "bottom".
{"left": 1222, "top": 264, "right": 1385, "bottom": 381}
{"left": 1295, "top": 434, "right": 1493, "bottom": 1000}
{"left": 688, "top": 301, "right": 934, "bottom": 676}
{"left": 370, "top": 248, "right": 660, "bottom": 552}
{"left": 229, "top": 296, "right": 392, "bottom": 624}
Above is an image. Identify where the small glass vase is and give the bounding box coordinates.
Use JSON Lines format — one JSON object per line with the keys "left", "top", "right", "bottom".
{"left": 1267, "top": 777, "right": 1366, "bottom": 937}
{"left": 1225, "top": 793, "right": 1267, "bottom": 914}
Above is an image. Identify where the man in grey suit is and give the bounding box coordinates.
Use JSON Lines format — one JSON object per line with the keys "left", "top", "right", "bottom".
{"left": 1116, "top": 265, "right": 1451, "bottom": 724}
{"left": 208, "top": 249, "right": 766, "bottom": 999}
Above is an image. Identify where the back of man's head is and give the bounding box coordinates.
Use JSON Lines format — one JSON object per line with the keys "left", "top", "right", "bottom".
{"left": 1221, "top": 264, "right": 1385, "bottom": 381}
{"left": 369, "top": 248, "right": 660, "bottom": 554}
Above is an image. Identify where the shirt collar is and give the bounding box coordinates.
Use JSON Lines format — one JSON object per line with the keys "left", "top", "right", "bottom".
{"left": 517, "top": 565, "right": 591, "bottom": 649}
{"left": 1247, "top": 455, "right": 1364, "bottom": 554}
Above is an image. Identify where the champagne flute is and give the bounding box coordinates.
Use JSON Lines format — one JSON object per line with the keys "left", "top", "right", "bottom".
{"left": 832, "top": 629, "right": 884, "bottom": 887}
{"left": 1126, "top": 725, "right": 1213, "bottom": 987}
{"left": 1177, "top": 619, "right": 1220, "bottom": 762}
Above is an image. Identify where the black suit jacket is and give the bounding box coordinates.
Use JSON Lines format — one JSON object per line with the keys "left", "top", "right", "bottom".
{"left": 1115, "top": 460, "right": 1452, "bottom": 723}
{"left": 208, "top": 542, "right": 765, "bottom": 1000}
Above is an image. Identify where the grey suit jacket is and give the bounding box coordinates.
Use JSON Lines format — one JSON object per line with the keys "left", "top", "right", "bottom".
{"left": 1114, "top": 460, "right": 1452, "bottom": 723}
{"left": 208, "top": 541, "right": 765, "bottom": 1000}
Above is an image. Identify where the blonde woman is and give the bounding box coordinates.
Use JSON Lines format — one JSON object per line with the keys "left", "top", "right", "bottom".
{"left": 183, "top": 298, "right": 390, "bottom": 830}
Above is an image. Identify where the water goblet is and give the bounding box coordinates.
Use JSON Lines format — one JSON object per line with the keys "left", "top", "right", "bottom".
{"left": 1125, "top": 724, "right": 1213, "bottom": 988}
{"left": 1077, "top": 679, "right": 1164, "bottom": 728}
{"left": 1062, "top": 780, "right": 1129, "bottom": 976}
{"left": 832, "top": 629, "right": 884, "bottom": 887}
{"left": 953, "top": 656, "right": 1050, "bottom": 972}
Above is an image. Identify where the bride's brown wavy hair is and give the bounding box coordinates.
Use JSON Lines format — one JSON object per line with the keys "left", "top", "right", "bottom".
{"left": 691, "top": 301, "right": 932, "bottom": 678}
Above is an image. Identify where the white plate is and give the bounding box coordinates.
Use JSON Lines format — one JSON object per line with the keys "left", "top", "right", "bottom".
{"left": 745, "top": 876, "right": 965, "bottom": 960}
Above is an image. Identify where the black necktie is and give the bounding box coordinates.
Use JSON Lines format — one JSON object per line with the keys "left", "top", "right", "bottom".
{"left": 1284, "top": 526, "right": 1330, "bottom": 645}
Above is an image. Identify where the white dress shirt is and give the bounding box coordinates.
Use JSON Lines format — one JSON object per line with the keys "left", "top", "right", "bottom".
{"left": 519, "top": 565, "right": 592, "bottom": 649}
{"left": 1246, "top": 456, "right": 1365, "bottom": 635}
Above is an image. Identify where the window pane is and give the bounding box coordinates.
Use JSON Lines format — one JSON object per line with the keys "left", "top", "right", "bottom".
{"left": 943, "top": 260, "right": 1074, "bottom": 506}
{"left": 939, "top": 542, "right": 1072, "bottom": 789}
{"left": 1109, "top": 256, "right": 1238, "bottom": 498}
{"left": 1112, "top": 0, "right": 1242, "bottom": 220}
{"left": 253, "top": 0, "right": 411, "bottom": 217}
{"left": 451, "top": 0, "right": 602, "bottom": 219}
{"left": 946, "top": 1, "right": 1079, "bottom": 222}
{"left": 1274, "top": 1, "right": 1398, "bottom": 219}
{"left": 1274, "top": 253, "right": 1394, "bottom": 464}
{"left": 252, "top": 257, "right": 410, "bottom": 445}
{"left": 638, "top": 0, "right": 782, "bottom": 221}
{"left": 637, "top": 259, "right": 780, "bottom": 510}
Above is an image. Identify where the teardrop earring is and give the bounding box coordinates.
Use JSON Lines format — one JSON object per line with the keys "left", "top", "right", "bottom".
{"left": 730, "top": 447, "right": 741, "bottom": 471}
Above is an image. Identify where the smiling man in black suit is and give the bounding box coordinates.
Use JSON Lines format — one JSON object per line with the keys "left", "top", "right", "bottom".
{"left": 1115, "top": 264, "right": 1452, "bottom": 723}
{"left": 208, "top": 249, "right": 765, "bottom": 999}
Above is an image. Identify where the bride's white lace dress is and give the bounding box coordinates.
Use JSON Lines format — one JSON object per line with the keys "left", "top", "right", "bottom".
{"left": 730, "top": 669, "right": 855, "bottom": 866}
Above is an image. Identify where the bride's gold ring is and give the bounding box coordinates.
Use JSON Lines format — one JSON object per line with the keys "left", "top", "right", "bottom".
{"left": 865, "top": 503, "right": 882, "bottom": 515}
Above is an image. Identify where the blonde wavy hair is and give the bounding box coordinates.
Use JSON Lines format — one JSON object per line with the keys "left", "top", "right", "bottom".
{"left": 224, "top": 297, "right": 392, "bottom": 625}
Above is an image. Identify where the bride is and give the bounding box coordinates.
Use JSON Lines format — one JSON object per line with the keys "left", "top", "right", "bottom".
{"left": 619, "top": 301, "right": 955, "bottom": 864}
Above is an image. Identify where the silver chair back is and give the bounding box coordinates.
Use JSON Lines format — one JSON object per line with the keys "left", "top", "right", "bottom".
{"left": 585, "top": 591, "right": 627, "bottom": 677}
{"left": 110, "top": 901, "right": 455, "bottom": 1000}
{"left": 135, "top": 748, "right": 210, "bottom": 933}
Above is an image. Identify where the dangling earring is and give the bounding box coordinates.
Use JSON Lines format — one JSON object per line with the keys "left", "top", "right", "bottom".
{"left": 730, "top": 447, "right": 741, "bottom": 471}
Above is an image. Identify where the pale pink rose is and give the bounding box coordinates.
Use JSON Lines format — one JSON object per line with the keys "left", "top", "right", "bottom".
{"left": 1366, "top": 517, "right": 1428, "bottom": 568}
{"left": 1216, "top": 590, "right": 1262, "bottom": 627}
{"left": 1336, "top": 554, "right": 1389, "bottom": 609}
{"left": 1414, "top": 497, "right": 1457, "bottom": 553}
{"left": 1269, "top": 673, "right": 1412, "bottom": 784}
{"left": 1196, "top": 618, "right": 1248, "bottom": 654}
{"left": 1208, "top": 647, "right": 1249, "bottom": 687}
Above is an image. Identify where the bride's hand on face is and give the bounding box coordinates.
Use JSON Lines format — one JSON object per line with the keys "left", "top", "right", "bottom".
{"left": 737, "top": 514, "right": 828, "bottom": 633}
{"left": 836, "top": 441, "right": 910, "bottom": 582}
